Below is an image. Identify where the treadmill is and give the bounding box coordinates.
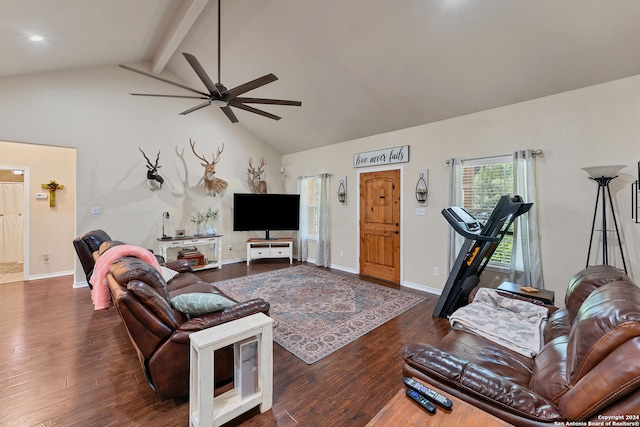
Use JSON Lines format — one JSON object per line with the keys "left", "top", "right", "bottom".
{"left": 433, "top": 194, "right": 532, "bottom": 318}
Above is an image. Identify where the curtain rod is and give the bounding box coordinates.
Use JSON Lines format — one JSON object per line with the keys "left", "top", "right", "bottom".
{"left": 298, "top": 173, "right": 332, "bottom": 179}
{"left": 445, "top": 149, "right": 543, "bottom": 164}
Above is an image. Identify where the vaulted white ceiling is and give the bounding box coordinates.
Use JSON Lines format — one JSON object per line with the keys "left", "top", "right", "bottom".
{"left": 3, "top": 0, "right": 640, "bottom": 154}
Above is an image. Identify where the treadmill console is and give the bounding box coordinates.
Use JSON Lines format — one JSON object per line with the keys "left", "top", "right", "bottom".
{"left": 441, "top": 206, "right": 482, "bottom": 239}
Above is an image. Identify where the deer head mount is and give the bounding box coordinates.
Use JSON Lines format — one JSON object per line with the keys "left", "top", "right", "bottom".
{"left": 247, "top": 157, "right": 267, "bottom": 194}
{"left": 189, "top": 138, "right": 228, "bottom": 197}
{"left": 139, "top": 147, "right": 164, "bottom": 190}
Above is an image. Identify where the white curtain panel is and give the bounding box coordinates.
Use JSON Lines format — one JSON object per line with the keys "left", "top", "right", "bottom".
{"left": 316, "top": 174, "right": 331, "bottom": 267}
{"left": 510, "top": 150, "right": 544, "bottom": 288}
{"left": 447, "top": 158, "right": 463, "bottom": 273}
{"left": 0, "top": 182, "right": 24, "bottom": 263}
{"left": 296, "top": 177, "right": 309, "bottom": 262}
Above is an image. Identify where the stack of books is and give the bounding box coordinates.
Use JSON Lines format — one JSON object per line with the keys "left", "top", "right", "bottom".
{"left": 177, "top": 247, "right": 205, "bottom": 268}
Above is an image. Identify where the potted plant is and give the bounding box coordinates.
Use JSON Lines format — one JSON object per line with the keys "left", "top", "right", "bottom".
{"left": 191, "top": 207, "right": 219, "bottom": 236}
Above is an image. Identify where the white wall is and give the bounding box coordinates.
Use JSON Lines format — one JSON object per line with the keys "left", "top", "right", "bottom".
{"left": 0, "top": 65, "right": 284, "bottom": 285}
{"left": 283, "top": 74, "right": 640, "bottom": 305}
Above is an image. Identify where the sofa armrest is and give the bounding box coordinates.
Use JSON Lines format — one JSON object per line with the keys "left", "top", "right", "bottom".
{"left": 403, "top": 343, "right": 563, "bottom": 421}
{"left": 171, "top": 299, "right": 270, "bottom": 343}
{"left": 165, "top": 259, "right": 193, "bottom": 273}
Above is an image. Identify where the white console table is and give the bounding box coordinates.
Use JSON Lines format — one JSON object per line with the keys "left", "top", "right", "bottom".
{"left": 157, "top": 235, "right": 223, "bottom": 270}
{"left": 189, "top": 313, "right": 274, "bottom": 427}
{"left": 246, "top": 238, "right": 293, "bottom": 265}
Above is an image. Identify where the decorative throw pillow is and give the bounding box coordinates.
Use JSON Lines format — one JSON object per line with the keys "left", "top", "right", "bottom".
{"left": 160, "top": 266, "right": 179, "bottom": 283}
{"left": 170, "top": 293, "right": 236, "bottom": 316}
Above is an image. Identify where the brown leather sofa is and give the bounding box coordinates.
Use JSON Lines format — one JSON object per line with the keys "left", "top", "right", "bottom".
{"left": 92, "top": 238, "right": 270, "bottom": 401}
{"left": 403, "top": 265, "right": 640, "bottom": 426}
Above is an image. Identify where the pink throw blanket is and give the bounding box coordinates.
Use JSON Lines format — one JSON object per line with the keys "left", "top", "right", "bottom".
{"left": 89, "top": 244, "right": 161, "bottom": 310}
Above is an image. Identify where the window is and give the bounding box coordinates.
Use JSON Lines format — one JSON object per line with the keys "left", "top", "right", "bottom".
{"left": 304, "top": 177, "right": 319, "bottom": 240}
{"left": 460, "top": 155, "right": 513, "bottom": 268}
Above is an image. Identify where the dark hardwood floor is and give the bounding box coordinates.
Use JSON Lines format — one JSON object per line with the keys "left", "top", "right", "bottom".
{"left": 0, "top": 260, "right": 450, "bottom": 426}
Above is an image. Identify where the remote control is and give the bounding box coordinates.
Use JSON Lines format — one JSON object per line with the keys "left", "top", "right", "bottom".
{"left": 406, "top": 388, "right": 436, "bottom": 414}
{"left": 403, "top": 377, "right": 453, "bottom": 410}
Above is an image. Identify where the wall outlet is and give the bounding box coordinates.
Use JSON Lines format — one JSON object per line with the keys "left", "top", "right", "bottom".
{"left": 43, "top": 253, "right": 49, "bottom": 262}
{"left": 340, "top": 250, "right": 344, "bottom": 257}
{"left": 228, "top": 245, "right": 232, "bottom": 251}
{"left": 434, "top": 267, "right": 440, "bottom": 276}
{"left": 91, "top": 207, "right": 101, "bottom": 215}
{"left": 416, "top": 207, "right": 426, "bottom": 216}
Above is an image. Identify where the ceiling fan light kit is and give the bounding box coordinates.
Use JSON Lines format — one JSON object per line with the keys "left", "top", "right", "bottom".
{"left": 118, "top": 0, "right": 300, "bottom": 123}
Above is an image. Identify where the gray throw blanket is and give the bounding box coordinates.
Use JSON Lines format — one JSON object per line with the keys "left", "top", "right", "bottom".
{"left": 449, "top": 288, "right": 548, "bottom": 357}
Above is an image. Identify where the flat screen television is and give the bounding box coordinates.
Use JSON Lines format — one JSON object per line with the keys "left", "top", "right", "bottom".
{"left": 233, "top": 193, "right": 300, "bottom": 240}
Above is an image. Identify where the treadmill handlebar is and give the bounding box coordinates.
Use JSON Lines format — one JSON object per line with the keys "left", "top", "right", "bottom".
{"left": 441, "top": 207, "right": 500, "bottom": 242}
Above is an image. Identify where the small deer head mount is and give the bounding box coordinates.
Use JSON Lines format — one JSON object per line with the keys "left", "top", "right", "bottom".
{"left": 139, "top": 147, "right": 164, "bottom": 190}
{"left": 189, "top": 138, "right": 228, "bottom": 197}
{"left": 247, "top": 157, "right": 267, "bottom": 194}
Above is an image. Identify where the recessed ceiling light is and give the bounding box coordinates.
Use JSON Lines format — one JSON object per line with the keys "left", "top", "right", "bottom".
{"left": 29, "top": 35, "right": 44, "bottom": 42}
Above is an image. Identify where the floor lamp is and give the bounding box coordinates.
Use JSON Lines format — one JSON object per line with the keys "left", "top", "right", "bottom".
{"left": 582, "top": 165, "right": 627, "bottom": 274}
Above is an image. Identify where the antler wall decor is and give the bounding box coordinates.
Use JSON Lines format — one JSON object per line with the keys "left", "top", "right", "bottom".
{"left": 139, "top": 147, "right": 164, "bottom": 190}
{"left": 248, "top": 157, "right": 267, "bottom": 193}
{"left": 189, "top": 138, "right": 228, "bottom": 197}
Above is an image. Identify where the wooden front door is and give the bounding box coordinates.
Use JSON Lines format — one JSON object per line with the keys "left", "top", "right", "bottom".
{"left": 359, "top": 169, "right": 401, "bottom": 283}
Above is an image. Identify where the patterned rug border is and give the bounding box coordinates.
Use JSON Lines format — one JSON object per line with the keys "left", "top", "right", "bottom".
{"left": 213, "top": 265, "right": 426, "bottom": 364}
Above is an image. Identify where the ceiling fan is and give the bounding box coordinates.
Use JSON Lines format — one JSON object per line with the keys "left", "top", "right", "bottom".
{"left": 118, "top": 0, "right": 301, "bottom": 123}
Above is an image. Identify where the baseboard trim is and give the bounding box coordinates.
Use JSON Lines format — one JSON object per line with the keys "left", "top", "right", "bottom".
{"left": 29, "top": 270, "right": 74, "bottom": 282}
{"left": 328, "top": 263, "right": 358, "bottom": 274}
{"left": 402, "top": 280, "right": 442, "bottom": 295}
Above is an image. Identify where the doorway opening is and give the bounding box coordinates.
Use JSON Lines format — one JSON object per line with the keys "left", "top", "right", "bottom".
{"left": 0, "top": 167, "right": 28, "bottom": 284}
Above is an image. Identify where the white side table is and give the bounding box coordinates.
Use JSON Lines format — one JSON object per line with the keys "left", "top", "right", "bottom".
{"left": 158, "top": 235, "right": 223, "bottom": 271}
{"left": 189, "top": 313, "right": 274, "bottom": 427}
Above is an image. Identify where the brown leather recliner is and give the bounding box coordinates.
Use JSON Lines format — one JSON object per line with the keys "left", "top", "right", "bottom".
{"left": 98, "top": 242, "right": 270, "bottom": 401}
{"left": 73, "top": 229, "right": 164, "bottom": 288}
{"left": 403, "top": 265, "right": 640, "bottom": 426}
{"left": 73, "top": 229, "right": 112, "bottom": 287}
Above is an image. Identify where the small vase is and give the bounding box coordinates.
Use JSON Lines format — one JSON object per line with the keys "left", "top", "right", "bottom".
{"left": 206, "top": 224, "right": 217, "bottom": 235}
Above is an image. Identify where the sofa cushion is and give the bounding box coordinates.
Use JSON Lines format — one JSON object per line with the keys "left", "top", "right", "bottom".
{"left": 529, "top": 335, "right": 568, "bottom": 403}
{"left": 110, "top": 257, "right": 171, "bottom": 301}
{"left": 564, "top": 265, "right": 632, "bottom": 323}
{"left": 413, "top": 330, "right": 535, "bottom": 387}
{"left": 171, "top": 293, "right": 236, "bottom": 317}
{"left": 127, "top": 280, "right": 182, "bottom": 328}
{"left": 567, "top": 282, "right": 640, "bottom": 384}
{"left": 544, "top": 308, "right": 571, "bottom": 343}
{"left": 168, "top": 281, "right": 226, "bottom": 298}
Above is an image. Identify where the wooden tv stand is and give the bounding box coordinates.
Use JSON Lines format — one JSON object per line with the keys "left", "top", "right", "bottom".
{"left": 246, "top": 238, "right": 293, "bottom": 265}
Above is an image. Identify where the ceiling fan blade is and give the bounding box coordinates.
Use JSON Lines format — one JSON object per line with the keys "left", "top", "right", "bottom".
{"left": 179, "top": 101, "right": 212, "bottom": 115}
{"left": 234, "top": 97, "right": 301, "bottom": 106}
{"left": 182, "top": 53, "right": 221, "bottom": 96}
{"left": 231, "top": 102, "right": 281, "bottom": 121}
{"left": 130, "top": 93, "right": 210, "bottom": 99}
{"left": 119, "top": 64, "right": 209, "bottom": 97}
{"left": 224, "top": 74, "right": 278, "bottom": 99}
{"left": 220, "top": 106, "right": 239, "bottom": 123}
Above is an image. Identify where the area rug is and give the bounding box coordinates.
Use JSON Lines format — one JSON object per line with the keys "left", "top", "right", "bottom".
{"left": 213, "top": 264, "right": 426, "bottom": 364}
